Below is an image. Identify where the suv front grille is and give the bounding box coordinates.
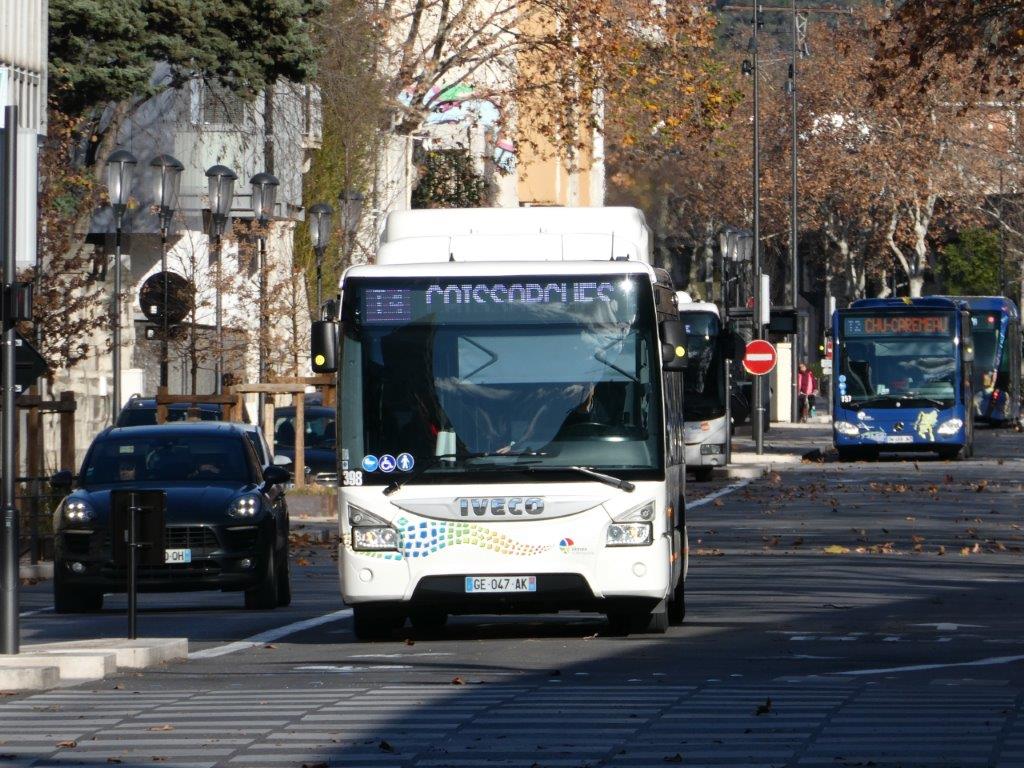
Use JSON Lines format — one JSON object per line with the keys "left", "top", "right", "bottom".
{"left": 165, "top": 526, "right": 219, "bottom": 554}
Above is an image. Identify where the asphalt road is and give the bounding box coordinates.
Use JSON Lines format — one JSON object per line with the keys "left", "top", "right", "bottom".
{"left": 6, "top": 428, "right": 1024, "bottom": 767}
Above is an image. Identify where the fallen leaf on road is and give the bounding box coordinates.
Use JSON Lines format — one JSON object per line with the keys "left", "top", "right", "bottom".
{"left": 404, "top": 638, "right": 415, "bottom": 646}
{"left": 975, "top": 480, "right": 989, "bottom": 493}
{"left": 823, "top": 545, "right": 850, "bottom": 555}
{"left": 106, "top": 759, "right": 122, "bottom": 764}
{"left": 663, "top": 754, "right": 684, "bottom": 763}
{"left": 713, "top": 499, "right": 724, "bottom": 507}
{"left": 56, "top": 741, "right": 77, "bottom": 748}
{"left": 451, "top": 676, "right": 466, "bottom": 685}
{"left": 296, "top": 558, "right": 311, "bottom": 567}
{"left": 768, "top": 471, "right": 782, "bottom": 484}
{"left": 301, "top": 763, "right": 328, "bottom": 768}
{"left": 694, "top": 548, "right": 724, "bottom": 557}
{"left": 147, "top": 725, "right": 174, "bottom": 732}
{"left": 792, "top": 537, "right": 804, "bottom": 547}
{"left": 937, "top": 545, "right": 946, "bottom": 556}
{"left": 264, "top": 644, "right": 276, "bottom": 650}
{"left": 379, "top": 739, "right": 396, "bottom": 753}
{"left": 755, "top": 697, "right": 772, "bottom": 716}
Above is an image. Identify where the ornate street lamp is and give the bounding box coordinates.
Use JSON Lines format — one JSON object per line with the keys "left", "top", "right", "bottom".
{"left": 150, "top": 154, "right": 183, "bottom": 389}
{"left": 249, "top": 172, "right": 278, "bottom": 421}
{"left": 308, "top": 203, "right": 333, "bottom": 309}
{"left": 105, "top": 149, "right": 137, "bottom": 423}
{"left": 205, "top": 164, "right": 237, "bottom": 394}
{"left": 338, "top": 188, "right": 364, "bottom": 266}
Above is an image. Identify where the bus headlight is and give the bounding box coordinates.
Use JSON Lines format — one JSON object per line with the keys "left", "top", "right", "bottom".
{"left": 834, "top": 421, "right": 860, "bottom": 436}
{"left": 937, "top": 418, "right": 963, "bottom": 436}
{"left": 348, "top": 505, "right": 399, "bottom": 552}
{"left": 607, "top": 523, "right": 653, "bottom": 547}
{"left": 700, "top": 443, "right": 724, "bottom": 455}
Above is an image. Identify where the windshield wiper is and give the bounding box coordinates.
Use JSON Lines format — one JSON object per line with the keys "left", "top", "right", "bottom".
{"left": 382, "top": 451, "right": 544, "bottom": 495}
{"left": 523, "top": 465, "right": 635, "bottom": 492}
{"left": 852, "top": 395, "right": 949, "bottom": 410}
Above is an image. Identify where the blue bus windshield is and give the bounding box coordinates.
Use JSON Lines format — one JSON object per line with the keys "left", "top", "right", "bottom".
{"left": 839, "top": 313, "right": 957, "bottom": 408}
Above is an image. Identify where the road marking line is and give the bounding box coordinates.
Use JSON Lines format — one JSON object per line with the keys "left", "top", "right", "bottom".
{"left": 835, "top": 652, "right": 1024, "bottom": 677}
{"left": 19, "top": 606, "right": 52, "bottom": 617}
{"left": 188, "top": 608, "right": 353, "bottom": 660}
{"left": 688, "top": 479, "right": 751, "bottom": 510}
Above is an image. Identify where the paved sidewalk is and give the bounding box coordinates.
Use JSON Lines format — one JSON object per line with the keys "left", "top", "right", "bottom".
{"left": 722, "top": 420, "right": 832, "bottom": 477}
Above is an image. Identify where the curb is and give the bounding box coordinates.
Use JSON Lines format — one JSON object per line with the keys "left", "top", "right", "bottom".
{"left": 0, "top": 638, "right": 189, "bottom": 691}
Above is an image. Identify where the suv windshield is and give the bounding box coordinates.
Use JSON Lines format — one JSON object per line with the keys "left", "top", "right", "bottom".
{"left": 838, "top": 312, "right": 957, "bottom": 408}
{"left": 340, "top": 274, "right": 663, "bottom": 485}
{"left": 680, "top": 311, "right": 725, "bottom": 420}
{"left": 81, "top": 435, "right": 255, "bottom": 485}
{"left": 274, "top": 410, "right": 336, "bottom": 450}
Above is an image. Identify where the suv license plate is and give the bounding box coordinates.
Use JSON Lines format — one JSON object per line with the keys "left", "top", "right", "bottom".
{"left": 885, "top": 436, "right": 913, "bottom": 444}
{"left": 165, "top": 548, "right": 192, "bottom": 564}
{"left": 465, "top": 576, "right": 536, "bottom": 593}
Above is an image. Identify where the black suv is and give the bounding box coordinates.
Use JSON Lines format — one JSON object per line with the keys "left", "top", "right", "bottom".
{"left": 52, "top": 422, "right": 291, "bottom": 612}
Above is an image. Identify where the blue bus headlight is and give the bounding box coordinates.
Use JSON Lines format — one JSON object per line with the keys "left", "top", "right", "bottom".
{"left": 63, "top": 499, "right": 95, "bottom": 523}
{"left": 937, "top": 418, "right": 963, "bottom": 436}
{"left": 834, "top": 421, "right": 860, "bottom": 437}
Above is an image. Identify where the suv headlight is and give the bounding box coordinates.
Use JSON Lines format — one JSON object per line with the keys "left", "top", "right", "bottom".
{"left": 937, "top": 418, "right": 963, "bottom": 436}
{"left": 834, "top": 420, "right": 860, "bottom": 436}
{"left": 228, "top": 495, "right": 261, "bottom": 518}
{"left": 63, "top": 499, "right": 94, "bottom": 523}
{"left": 348, "top": 505, "right": 399, "bottom": 551}
{"left": 607, "top": 500, "right": 655, "bottom": 546}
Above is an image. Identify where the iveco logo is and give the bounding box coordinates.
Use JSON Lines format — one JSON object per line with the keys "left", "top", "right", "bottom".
{"left": 894, "top": 421, "right": 905, "bottom": 432}
{"left": 458, "top": 498, "right": 545, "bottom": 517}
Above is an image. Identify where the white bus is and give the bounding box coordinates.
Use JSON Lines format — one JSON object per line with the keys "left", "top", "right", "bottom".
{"left": 677, "top": 295, "right": 739, "bottom": 481}
{"left": 311, "top": 207, "right": 689, "bottom": 639}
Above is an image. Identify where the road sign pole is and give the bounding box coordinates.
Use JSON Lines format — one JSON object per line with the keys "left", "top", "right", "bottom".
{"left": 1, "top": 106, "right": 19, "bottom": 654}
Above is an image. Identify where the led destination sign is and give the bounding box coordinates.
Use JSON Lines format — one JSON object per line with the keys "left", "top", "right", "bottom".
{"left": 843, "top": 315, "right": 952, "bottom": 337}
{"left": 358, "top": 277, "right": 640, "bottom": 325}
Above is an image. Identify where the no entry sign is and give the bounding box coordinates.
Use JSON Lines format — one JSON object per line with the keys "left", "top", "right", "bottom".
{"left": 742, "top": 339, "right": 777, "bottom": 376}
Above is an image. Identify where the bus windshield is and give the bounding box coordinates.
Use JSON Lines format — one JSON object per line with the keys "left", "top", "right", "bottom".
{"left": 680, "top": 312, "right": 726, "bottom": 420}
{"left": 970, "top": 312, "right": 1009, "bottom": 391}
{"left": 339, "top": 275, "right": 663, "bottom": 485}
{"left": 838, "top": 313, "right": 958, "bottom": 408}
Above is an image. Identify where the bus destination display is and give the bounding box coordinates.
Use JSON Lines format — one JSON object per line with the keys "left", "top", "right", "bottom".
{"left": 358, "top": 278, "right": 639, "bottom": 325}
{"left": 843, "top": 315, "right": 952, "bottom": 337}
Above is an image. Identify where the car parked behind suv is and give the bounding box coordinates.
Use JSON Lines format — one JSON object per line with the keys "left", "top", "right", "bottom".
{"left": 117, "top": 395, "right": 228, "bottom": 427}
{"left": 273, "top": 405, "right": 337, "bottom": 485}
{"left": 52, "top": 422, "right": 291, "bottom": 612}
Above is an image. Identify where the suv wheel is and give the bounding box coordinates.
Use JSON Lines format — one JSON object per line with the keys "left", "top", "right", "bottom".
{"left": 244, "top": 545, "right": 279, "bottom": 610}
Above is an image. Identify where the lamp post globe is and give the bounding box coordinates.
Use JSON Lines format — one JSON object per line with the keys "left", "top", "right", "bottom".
{"left": 150, "top": 154, "right": 183, "bottom": 230}
{"left": 106, "top": 149, "right": 137, "bottom": 223}
{"left": 338, "top": 189, "right": 364, "bottom": 237}
{"left": 250, "top": 172, "right": 279, "bottom": 224}
{"left": 205, "top": 164, "right": 237, "bottom": 233}
{"left": 309, "top": 203, "right": 333, "bottom": 253}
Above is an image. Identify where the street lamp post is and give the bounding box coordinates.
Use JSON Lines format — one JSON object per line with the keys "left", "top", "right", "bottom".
{"left": 106, "top": 150, "right": 137, "bottom": 423}
{"left": 338, "top": 189, "right": 365, "bottom": 267}
{"left": 150, "top": 154, "right": 183, "bottom": 390}
{"left": 309, "top": 203, "right": 333, "bottom": 311}
{"left": 250, "top": 172, "right": 279, "bottom": 424}
{"left": 205, "top": 165, "right": 237, "bottom": 394}
{"left": 748, "top": 6, "right": 766, "bottom": 455}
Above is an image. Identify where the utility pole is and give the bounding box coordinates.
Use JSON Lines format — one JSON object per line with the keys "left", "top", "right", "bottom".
{"left": 1, "top": 106, "right": 18, "bottom": 654}
{"left": 724, "top": 2, "right": 851, "bottom": 435}
{"left": 751, "top": 5, "right": 765, "bottom": 454}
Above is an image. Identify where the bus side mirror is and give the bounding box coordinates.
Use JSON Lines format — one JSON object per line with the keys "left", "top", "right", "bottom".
{"left": 660, "top": 320, "right": 687, "bottom": 372}
{"left": 50, "top": 470, "right": 73, "bottom": 492}
{"left": 310, "top": 320, "right": 338, "bottom": 373}
{"left": 719, "top": 329, "right": 744, "bottom": 360}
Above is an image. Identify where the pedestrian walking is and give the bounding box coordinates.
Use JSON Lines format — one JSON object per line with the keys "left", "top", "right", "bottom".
{"left": 797, "top": 362, "right": 817, "bottom": 422}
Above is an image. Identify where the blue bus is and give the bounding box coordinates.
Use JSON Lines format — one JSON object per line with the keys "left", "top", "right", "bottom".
{"left": 956, "top": 297, "right": 1021, "bottom": 426}
{"left": 832, "top": 297, "right": 976, "bottom": 460}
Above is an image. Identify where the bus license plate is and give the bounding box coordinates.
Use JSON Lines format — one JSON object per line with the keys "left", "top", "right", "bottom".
{"left": 465, "top": 576, "right": 536, "bottom": 593}
{"left": 165, "top": 548, "right": 192, "bottom": 564}
{"left": 885, "top": 436, "right": 913, "bottom": 444}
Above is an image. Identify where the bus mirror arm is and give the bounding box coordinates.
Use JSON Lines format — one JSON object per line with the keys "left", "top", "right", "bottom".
{"left": 310, "top": 320, "right": 339, "bottom": 374}
{"left": 660, "top": 320, "right": 688, "bottom": 372}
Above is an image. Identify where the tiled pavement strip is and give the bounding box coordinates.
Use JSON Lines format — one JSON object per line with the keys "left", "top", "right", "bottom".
{"left": 1, "top": 683, "right": 1023, "bottom": 767}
